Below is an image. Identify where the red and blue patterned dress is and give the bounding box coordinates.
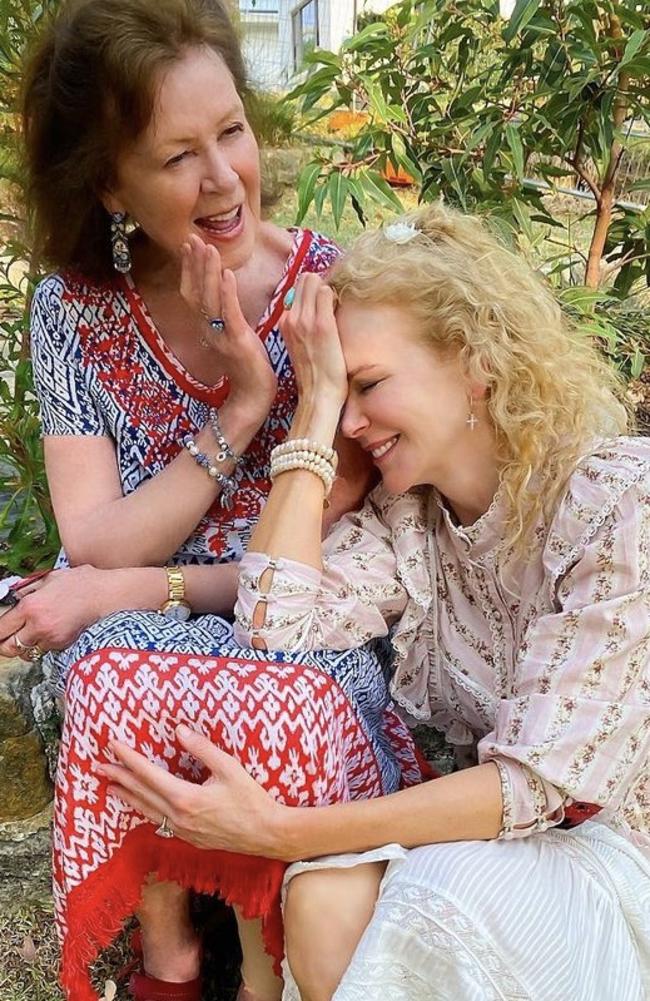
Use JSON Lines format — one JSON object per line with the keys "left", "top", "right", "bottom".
{"left": 30, "top": 230, "right": 425, "bottom": 1001}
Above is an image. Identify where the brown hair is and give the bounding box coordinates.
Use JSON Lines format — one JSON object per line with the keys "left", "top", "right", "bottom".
{"left": 22, "top": 0, "right": 248, "bottom": 278}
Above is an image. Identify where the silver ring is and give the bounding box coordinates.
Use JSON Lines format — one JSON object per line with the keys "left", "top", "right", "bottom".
{"left": 154, "top": 815, "right": 175, "bottom": 839}
{"left": 209, "top": 317, "right": 226, "bottom": 333}
{"left": 14, "top": 635, "right": 43, "bottom": 661}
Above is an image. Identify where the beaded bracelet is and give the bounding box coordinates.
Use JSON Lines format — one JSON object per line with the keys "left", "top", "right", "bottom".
{"left": 182, "top": 434, "right": 237, "bottom": 509}
{"left": 270, "top": 441, "right": 336, "bottom": 497}
{"left": 273, "top": 437, "right": 338, "bottom": 469}
{"left": 208, "top": 408, "right": 241, "bottom": 464}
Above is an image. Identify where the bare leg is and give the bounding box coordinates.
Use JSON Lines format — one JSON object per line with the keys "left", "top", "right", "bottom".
{"left": 136, "top": 878, "right": 201, "bottom": 982}
{"left": 284, "top": 863, "right": 385, "bottom": 1001}
{"left": 234, "top": 910, "right": 284, "bottom": 1001}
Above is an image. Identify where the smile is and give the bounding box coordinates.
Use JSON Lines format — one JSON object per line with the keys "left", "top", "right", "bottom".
{"left": 370, "top": 435, "right": 399, "bottom": 461}
{"left": 195, "top": 205, "right": 243, "bottom": 238}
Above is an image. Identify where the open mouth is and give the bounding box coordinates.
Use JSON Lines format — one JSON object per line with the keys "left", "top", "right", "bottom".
{"left": 195, "top": 205, "right": 243, "bottom": 239}
{"left": 370, "top": 435, "right": 400, "bottom": 463}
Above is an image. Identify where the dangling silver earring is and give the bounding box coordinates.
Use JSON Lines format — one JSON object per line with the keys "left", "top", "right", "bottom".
{"left": 110, "top": 212, "right": 132, "bottom": 273}
{"left": 466, "top": 397, "right": 478, "bottom": 431}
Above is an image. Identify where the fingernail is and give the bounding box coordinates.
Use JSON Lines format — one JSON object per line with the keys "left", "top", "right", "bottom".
{"left": 177, "top": 723, "right": 191, "bottom": 737}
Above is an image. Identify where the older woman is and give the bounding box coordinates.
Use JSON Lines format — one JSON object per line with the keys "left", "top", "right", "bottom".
{"left": 1, "top": 1, "right": 426, "bottom": 999}
{"left": 105, "top": 203, "right": 650, "bottom": 1001}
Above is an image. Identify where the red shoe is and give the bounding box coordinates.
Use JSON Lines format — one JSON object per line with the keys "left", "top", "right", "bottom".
{"left": 128, "top": 970, "right": 202, "bottom": 1000}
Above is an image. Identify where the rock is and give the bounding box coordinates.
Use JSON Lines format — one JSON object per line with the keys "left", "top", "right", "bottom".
{"left": 0, "top": 803, "right": 52, "bottom": 905}
{"left": 0, "top": 656, "right": 41, "bottom": 739}
{"left": 0, "top": 728, "right": 52, "bottom": 822}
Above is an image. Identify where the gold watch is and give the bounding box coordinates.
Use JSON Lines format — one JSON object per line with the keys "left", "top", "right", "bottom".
{"left": 159, "top": 566, "right": 191, "bottom": 622}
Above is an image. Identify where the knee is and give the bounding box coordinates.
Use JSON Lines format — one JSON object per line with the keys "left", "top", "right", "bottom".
{"left": 284, "top": 876, "right": 339, "bottom": 1001}
{"left": 284, "top": 865, "right": 383, "bottom": 1001}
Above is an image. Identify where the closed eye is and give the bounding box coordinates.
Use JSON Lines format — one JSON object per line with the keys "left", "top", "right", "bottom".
{"left": 359, "top": 379, "right": 383, "bottom": 394}
{"left": 165, "top": 150, "right": 192, "bottom": 167}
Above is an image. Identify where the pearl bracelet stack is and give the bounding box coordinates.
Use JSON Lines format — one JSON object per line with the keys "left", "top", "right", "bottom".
{"left": 269, "top": 438, "right": 338, "bottom": 498}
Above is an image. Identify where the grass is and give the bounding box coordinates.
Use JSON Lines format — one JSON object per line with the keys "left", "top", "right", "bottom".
{"left": 0, "top": 901, "right": 64, "bottom": 1001}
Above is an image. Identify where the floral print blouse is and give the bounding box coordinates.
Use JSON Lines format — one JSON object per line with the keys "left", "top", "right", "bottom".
{"left": 235, "top": 437, "right": 650, "bottom": 849}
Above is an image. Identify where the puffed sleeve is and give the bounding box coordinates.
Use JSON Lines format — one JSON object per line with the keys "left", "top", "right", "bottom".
{"left": 234, "top": 489, "right": 411, "bottom": 651}
{"left": 479, "top": 456, "right": 650, "bottom": 839}
{"left": 30, "top": 274, "right": 108, "bottom": 436}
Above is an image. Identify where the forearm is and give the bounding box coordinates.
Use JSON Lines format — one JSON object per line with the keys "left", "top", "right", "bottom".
{"left": 64, "top": 403, "right": 261, "bottom": 568}
{"left": 274, "top": 762, "right": 503, "bottom": 862}
{"left": 94, "top": 562, "right": 239, "bottom": 618}
{"left": 247, "top": 399, "right": 341, "bottom": 570}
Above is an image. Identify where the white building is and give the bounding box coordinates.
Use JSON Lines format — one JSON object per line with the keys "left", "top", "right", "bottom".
{"left": 239, "top": 0, "right": 396, "bottom": 90}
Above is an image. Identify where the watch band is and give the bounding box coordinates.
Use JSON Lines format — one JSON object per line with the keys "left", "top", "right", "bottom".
{"left": 165, "top": 565, "right": 186, "bottom": 603}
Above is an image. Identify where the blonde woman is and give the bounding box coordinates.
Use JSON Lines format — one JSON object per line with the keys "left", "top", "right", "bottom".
{"left": 103, "top": 203, "right": 650, "bottom": 1001}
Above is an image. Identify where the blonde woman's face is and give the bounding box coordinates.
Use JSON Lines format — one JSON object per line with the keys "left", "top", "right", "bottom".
{"left": 104, "top": 46, "right": 261, "bottom": 272}
{"left": 337, "top": 301, "right": 473, "bottom": 495}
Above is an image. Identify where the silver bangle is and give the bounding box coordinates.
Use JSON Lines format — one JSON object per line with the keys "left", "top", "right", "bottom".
{"left": 208, "top": 408, "right": 242, "bottom": 464}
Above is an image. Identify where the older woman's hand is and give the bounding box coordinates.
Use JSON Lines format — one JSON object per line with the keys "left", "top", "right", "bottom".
{"left": 97, "top": 724, "right": 291, "bottom": 859}
{"left": 0, "top": 566, "right": 105, "bottom": 660}
{"left": 180, "top": 235, "right": 278, "bottom": 425}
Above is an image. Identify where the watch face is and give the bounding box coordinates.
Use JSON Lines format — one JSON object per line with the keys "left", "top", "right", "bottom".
{"left": 162, "top": 601, "right": 191, "bottom": 622}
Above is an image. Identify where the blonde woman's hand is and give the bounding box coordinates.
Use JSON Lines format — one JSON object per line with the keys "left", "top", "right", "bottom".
{"left": 180, "top": 235, "right": 278, "bottom": 425}
{"left": 98, "top": 724, "right": 291, "bottom": 859}
{"left": 279, "top": 273, "right": 348, "bottom": 414}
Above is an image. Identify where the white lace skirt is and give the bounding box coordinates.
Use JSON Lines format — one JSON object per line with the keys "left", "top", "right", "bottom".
{"left": 281, "top": 822, "right": 650, "bottom": 1001}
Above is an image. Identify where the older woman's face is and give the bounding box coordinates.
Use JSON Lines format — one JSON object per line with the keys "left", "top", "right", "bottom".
{"left": 105, "top": 46, "right": 261, "bottom": 272}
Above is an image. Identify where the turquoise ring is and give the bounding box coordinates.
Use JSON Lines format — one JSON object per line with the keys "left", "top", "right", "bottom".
{"left": 283, "top": 287, "right": 296, "bottom": 310}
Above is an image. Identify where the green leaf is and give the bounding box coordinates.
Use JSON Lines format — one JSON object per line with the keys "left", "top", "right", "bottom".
{"left": 343, "top": 21, "right": 389, "bottom": 52}
{"left": 630, "top": 349, "right": 646, "bottom": 379}
{"left": 295, "top": 161, "right": 324, "bottom": 225}
{"left": 620, "top": 29, "right": 648, "bottom": 69}
{"left": 504, "top": 123, "right": 525, "bottom": 179}
{"left": 503, "top": 0, "right": 541, "bottom": 43}
{"left": 627, "top": 178, "right": 650, "bottom": 194}
{"left": 328, "top": 171, "right": 349, "bottom": 229}
{"left": 358, "top": 169, "right": 404, "bottom": 213}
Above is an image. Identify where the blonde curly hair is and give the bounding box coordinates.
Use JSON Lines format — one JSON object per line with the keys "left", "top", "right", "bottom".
{"left": 328, "top": 201, "right": 629, "bottom": 551}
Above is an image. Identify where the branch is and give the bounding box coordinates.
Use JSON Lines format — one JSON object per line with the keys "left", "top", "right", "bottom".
{"left": 601, "top": 250, "right": 648, "bottom": 283}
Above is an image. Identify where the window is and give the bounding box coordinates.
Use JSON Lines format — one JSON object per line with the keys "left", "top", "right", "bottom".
{"left": 292, "top": 0, "right": 320, "bottom": 71}
{"left": 239, "top": 0, "right": 279, "bottom": 13}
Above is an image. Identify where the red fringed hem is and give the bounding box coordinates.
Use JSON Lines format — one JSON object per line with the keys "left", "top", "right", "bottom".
{"left": 59, "top": 824, "right": 287, "bottom": 1001}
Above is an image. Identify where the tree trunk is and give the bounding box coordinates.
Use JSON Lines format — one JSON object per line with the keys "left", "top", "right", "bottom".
{"left": 585, "top": 189, "right": 613, "bottom": 288}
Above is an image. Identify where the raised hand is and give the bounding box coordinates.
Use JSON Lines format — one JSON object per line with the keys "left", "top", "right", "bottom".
{"left": 279, "top": 273, "right": 348, "bottom": 413}
{"left": 180, "top": 235, "right": 277, "bottom": 423}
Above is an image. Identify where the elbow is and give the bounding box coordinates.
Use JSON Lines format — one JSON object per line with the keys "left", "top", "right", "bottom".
{"left": 64, "top": 537, "right": 157, "bottom": 570}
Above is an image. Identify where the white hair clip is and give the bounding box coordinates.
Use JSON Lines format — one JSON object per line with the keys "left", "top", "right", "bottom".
{"left": 383, "top": 221, "right": 419, "bottom": 244}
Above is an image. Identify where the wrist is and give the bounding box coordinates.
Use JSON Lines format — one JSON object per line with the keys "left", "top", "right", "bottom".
{"left": 94, "top": 567, "right": 167, "bottom": 618}
{"left": 291, "top": 398, "right": 342, "bottom": 446}
{"left": 218, "top": 397, "right": 267, "bottom": 453}
{"left": 270, "top": 804, "right": 306, "bottom": 862}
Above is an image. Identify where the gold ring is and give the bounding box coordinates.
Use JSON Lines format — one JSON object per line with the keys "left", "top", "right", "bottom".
{"left": 154, "top": 815, "right": 175, "bottom": 839}
{"left": 14, "top": 635, "right": 43, "bottom": 661}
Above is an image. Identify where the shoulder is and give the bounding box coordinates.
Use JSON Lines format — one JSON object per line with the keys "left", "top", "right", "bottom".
{"left": 32, "top": 270, "right": 118, "bottom": 315}
{"left": 296, "top": 228, "right": 341, "bottom": 274}
{"left": 543, "top": 436, "right": 650, "bottom": 583}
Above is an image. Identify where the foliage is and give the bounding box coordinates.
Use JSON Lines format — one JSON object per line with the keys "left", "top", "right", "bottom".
{"left": 245, "top": 89, "right": 297, "bottom": 147}
{"left": 0, "top": 0, "right": 60, "bottom": 572}
{"left": 288, "top": 0, "right": 650, "bottom": 299}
